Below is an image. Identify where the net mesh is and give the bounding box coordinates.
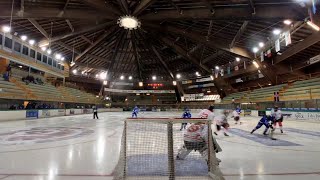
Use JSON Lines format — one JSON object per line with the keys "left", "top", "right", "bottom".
{"left": 113, "top": 119, "right": 224, "bottom": 180}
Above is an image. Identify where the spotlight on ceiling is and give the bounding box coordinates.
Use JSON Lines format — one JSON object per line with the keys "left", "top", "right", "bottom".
{"left": 283, "top": 19, "right": 292, "bottom": 25}
{"left": 273, "top": 29, "right": 281, "bottom": 35}
{"left": 176, "top": 74, "right": 181, "bottom": 79}
{"left": 139, "top": 82, "right": 143, "bottom": 87}
{"left": 307, "top": 21, "right": 320, "bottom": 31}
{"left": 120, "top": 75, "right": 125, "bottom": 80}
{"left": 128, "top": 76, "right": 133, "bottom": 80}
{"left": 195, "top": 71, "right": 201, "bottom": 76}
{"left": 252, "top": 47, "right": 259, "bottom": 53}
{"left": 2, "top": 25, "right": 11, "bottom": 33}
{"left": 61, "top": 57, "right": 65, "bottom": 61}
{"left": 215, "top": 66, "right": 219, "bottom": 70}
{"left": 236, "top": 57, "right": 240, "bottom": 62}
{"left": 28, "top": 39, "right": 35, "bottom": 46}
{"left": 117, "top": 15, "right": 141, "bottom": 30}
{"left": 253, "top": 60, "right": 260, "bottom": 68}
{"left": 72, "top": 69, "right": 77, "bottom": 74}
{"left": 20, "top": 35, "right": 27, "bottom": 41}
{"left": 100, "top": 72, "right": 107, "bottom": 80}
{"left": 258, "top": 42, "right": 265, "bottom": 48}
{"left": 173, "top": 81, "right": 177, "bottom": 86}
{"left": 47, "top": 49, "right": 52, "bottom": 54}
{"left": 152, "top": 75, "right": 157, "bottom": 80}
{"left": 55, "top": 54, "right": 62, "bottom": 60}
{"left": 41, "top": 47, "right": 47, "bottom": 52}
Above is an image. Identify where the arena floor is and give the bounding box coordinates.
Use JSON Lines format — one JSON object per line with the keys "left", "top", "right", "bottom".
{"left": 0, "top": 112, "right": 320, "bottom": 180}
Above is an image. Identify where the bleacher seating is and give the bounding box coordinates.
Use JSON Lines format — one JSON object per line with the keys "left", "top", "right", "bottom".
{"left": 280, "top": 78, "right": 320, "bottom": 101}
{"left": 0, "top": 77, "right": 27, "bottom": 99}
{"left": 222, "top": 91, "right": 249, "bottom": 103}
{"left": 0, "top": 75, "right": 102, "bottom": 104}
{"left": 248, "top": 84, "right": 286, "bottom": 102}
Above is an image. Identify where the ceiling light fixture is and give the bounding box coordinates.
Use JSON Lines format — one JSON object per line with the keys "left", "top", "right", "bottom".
{"left": 129, "top": 76, "right": 132, "bottom": 80}
{"left": 273, "top": 29, "right": 281, "bottom": 35}
{"left": 236, "top": 57, "right": 240, "bottom": 62}
{"left": 176, "top": 74, "right": 181, "bottom": 79}
{"left": 20, "top": 35, "right": 27, "bottom": 41}
{"left": 2, "top": 25, "right": 11, "bottom": 33}
{"left": 252, "top": 47, "right": 259, "bottom": 53}
{"left": 307, "top": 21, "right": 320, "bottom": 31}
{"left": 72, "top": 69, "right": 77, "bottom": 74}
{"left": 55, "top": 53, "right": 62, "bottom": 60}
{"left": 253, "top": 60, "right": 260, "bottom": 68}
{"left": 152, "top": 75, "right": 156, "bottom": 80}
{"left": 173, "top": 81, "right": 177, "bottom": 86}
{"left": 117, "top": 15, "right": 141, "bottom": 30}
{"left": 139, "top": 82, "right": 143, "bottom": 87}
{"left": 28, "top": 39, "right": 35, "bottom": 45}
{"left": 215, "top": 66, "right": 219, "bottom": 70}
{"left": 258, "top": 42, "right": 265, "bottom": 48}
{"left": 47, "top": 49, "right": 52, "bottom": 54}
{"left": 283, "top": 19, "right": 292, "bottom": 25}
{"left": 120, "top": 75, "right": 124, "bottom": 80}
{"left": 41, "top": 46, "right": 47, "bottom": 52}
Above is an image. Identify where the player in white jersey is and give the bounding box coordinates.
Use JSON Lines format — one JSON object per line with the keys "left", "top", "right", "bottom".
{"left": 231, "top": 108, "right": 241, "bottom": 125}
{"left": 177, "top": 106, "right": 222, "bottom": 162}
{"left": 271, "top": 106, "right": 284, "bottom": 133}
{"left": 214, "top": 110, "right": 230, "bottom": 136}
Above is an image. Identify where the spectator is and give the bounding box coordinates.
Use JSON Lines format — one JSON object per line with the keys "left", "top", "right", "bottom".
{"left": 6, "top": 64, "right": 11, "bottom": 77}
{"left": 9, "top": 105, "right": 16, "bottom": 110}
{"left": 3, "top": 72, "right": 9, "bottom": 81}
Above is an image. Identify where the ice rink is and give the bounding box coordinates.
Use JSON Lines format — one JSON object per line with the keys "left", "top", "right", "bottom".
{"left": 0, "top": 111, "right": 320, "bottom": 180}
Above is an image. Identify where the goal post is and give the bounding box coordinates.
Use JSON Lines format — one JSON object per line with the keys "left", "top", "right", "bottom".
{"left": 113, "top": 118, "right": 225, "bottom": 180}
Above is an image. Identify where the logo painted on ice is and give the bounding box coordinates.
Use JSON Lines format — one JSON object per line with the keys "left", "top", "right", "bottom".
{"left": 0, "top": 127, "right": 94, "bottom": 145}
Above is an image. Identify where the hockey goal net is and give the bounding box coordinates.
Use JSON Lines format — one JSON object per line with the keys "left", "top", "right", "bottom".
{"left": 113, "top": 118, "right": 224, "bottom": 180}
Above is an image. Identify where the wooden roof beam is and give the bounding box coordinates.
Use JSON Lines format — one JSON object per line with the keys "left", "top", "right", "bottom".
{"left": 141, "top": 6, "right": 306, "bottom": 21}
{"left": 274, "top": 31, "right": 320, "bottom": 64}
{"left": 163, "top": 25, "right": 253, "bottom": 59}
{"left": 82, "top": 0, "right": 121, "bottom": 16}
{"left": 133, "top": 0, "right": 156, "bottom": 16}
{"left": 47, "top": 21, "right": 113, "bottom": 43}
{"left": 230, "top": 21, "right": 249, "bottom": 49}
{"left": 75, "top": 27, "right": 117, "bottom": 62}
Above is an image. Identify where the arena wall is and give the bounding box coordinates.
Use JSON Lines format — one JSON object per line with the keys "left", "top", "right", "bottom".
{"left": 0, "top": 108, "right": 123, "bottom": 122}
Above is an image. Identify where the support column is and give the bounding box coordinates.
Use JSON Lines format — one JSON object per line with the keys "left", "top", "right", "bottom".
{"left": 167, "top": 121, "right": 175, "bottom": 180}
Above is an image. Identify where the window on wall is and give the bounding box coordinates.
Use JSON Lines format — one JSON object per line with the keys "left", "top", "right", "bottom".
{"left": 48, "top": 58, "right": 52, "bottom": 65}
{"left": 22, "top": 46, "right": 29, "bottom": 55}
{"left": 30, "top": 49, "right": 36, "bottom": 58}
{"left": 43, "top": 55, "right": 47, "bottom": 63}
{"left": 37, "top": 52, "right": 42, "bottom": 61}
{"left": 14, "top": 42, "right": 21, "bottom": 52}
{"left": 61, "top": 65, "right": 64, "bottom": 71}
{"left": 4, "top": 37, "right": 12, "bottom": 49}
{"left": 53, "top": 60, "right": 56, "bottom": 67}
{"left": 0, "top": 34, "right": 3, "bottom": 45}
{"left": 57, "top": 64, "right": 61, "bottom": 69}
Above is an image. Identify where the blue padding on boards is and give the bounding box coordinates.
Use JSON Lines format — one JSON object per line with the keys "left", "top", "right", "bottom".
{"left": 229, "top": 128, "right": 301, "bottom": 146}
{"left": 127, "top": 154, "right": 208, "bottom": 176}
{"left": 286, "top": 128, "right": 320, "bottom": 137}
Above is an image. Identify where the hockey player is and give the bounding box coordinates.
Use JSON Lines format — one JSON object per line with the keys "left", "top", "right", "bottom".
{"left": 132, "top": 106, "right": 139, "bottom": 118}
{"left": 250, "top": 115, "right": 276, "bottom": 140}
{"left": 232, "top": 108, "right": 241, "bottom": 125}
{"left": 180, "top": 108, "right": 191, "bottom": 131}
{"left": 198, "top": 105, "right": 215, "bottom": 120}
{"left": 271, "top": 106, "right": 284, "bottom": 133}
{"left": 214, "top": 110, "right": 230, "bottom": 136}
{"left": 176, "top": 122, "right": 211, "bottom": 161}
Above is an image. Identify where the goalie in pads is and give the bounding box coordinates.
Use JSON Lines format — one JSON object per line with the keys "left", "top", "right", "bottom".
{"left": 176, "top": 122, "right": 210, "bottom": 161}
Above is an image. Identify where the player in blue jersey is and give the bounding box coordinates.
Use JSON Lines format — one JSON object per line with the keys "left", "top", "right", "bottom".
{"left": 180, "top": 108, "right": 191, "bottom": 131}
{"left": 250, "top": 115, "right": 276, "bottom": 140}
{"left": 132, "top": 106, "right": 139, "bottom": 118}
